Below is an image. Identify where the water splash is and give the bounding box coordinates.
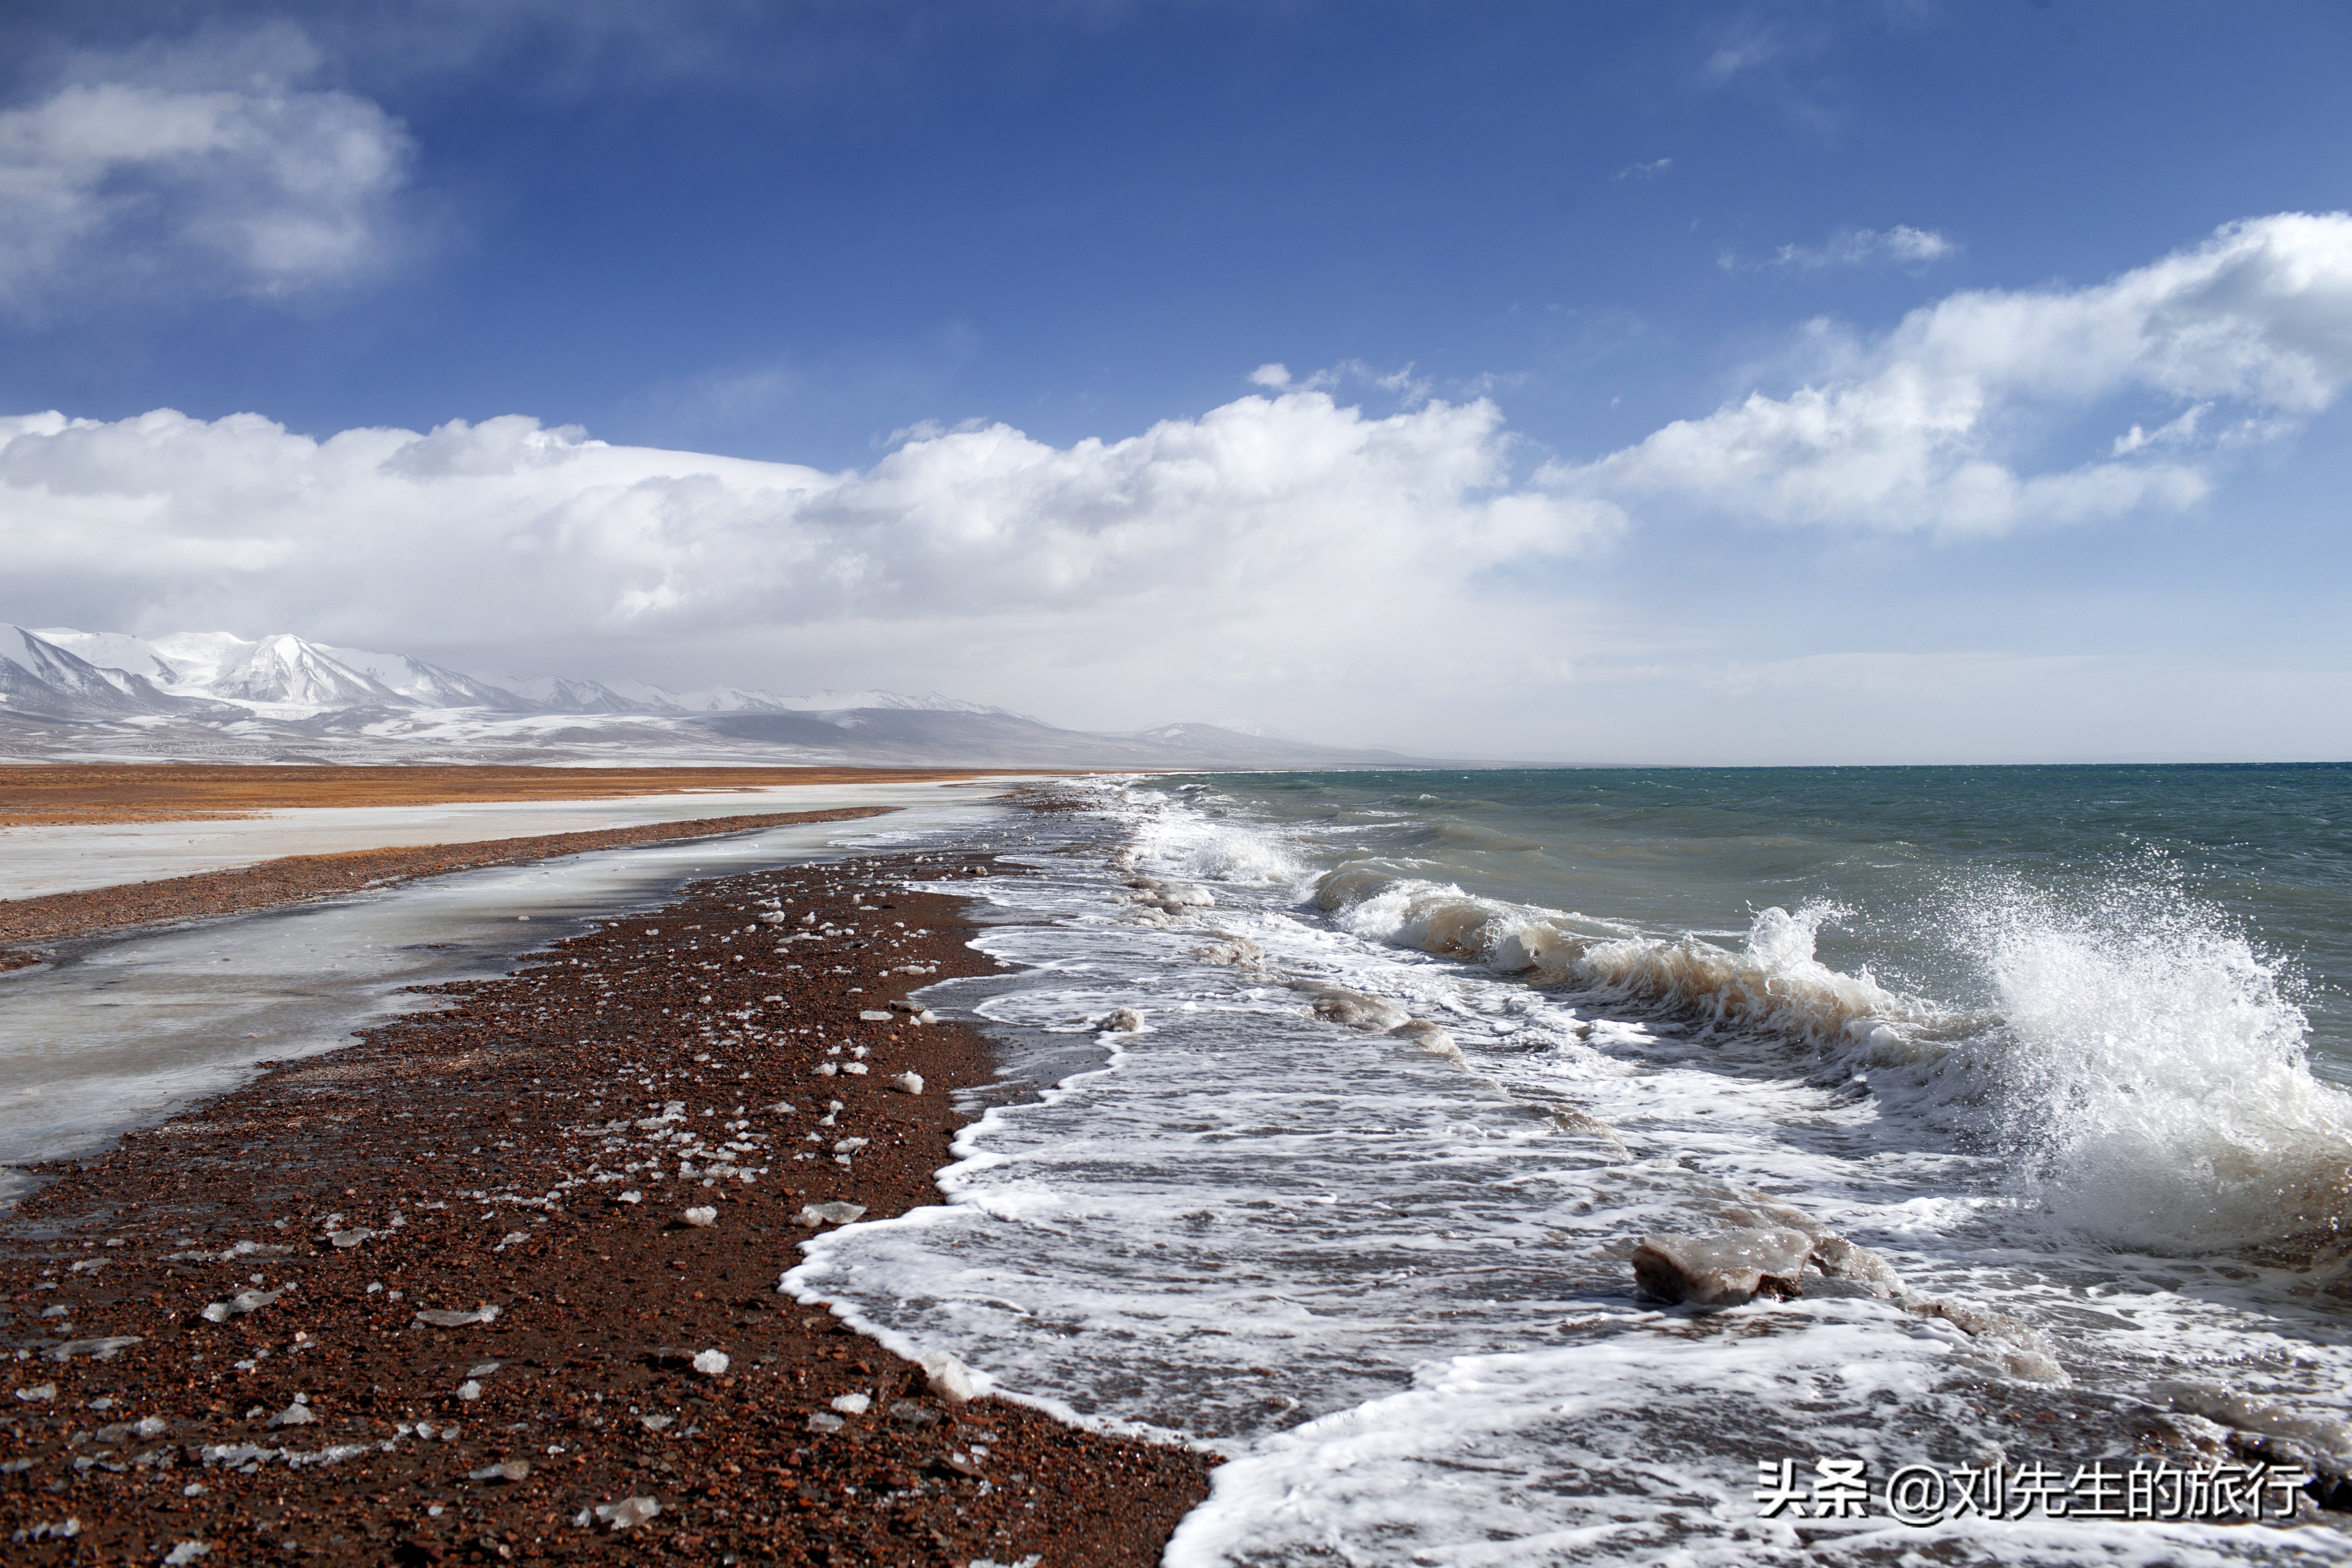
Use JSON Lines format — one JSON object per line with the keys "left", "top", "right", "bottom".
{"left": 1938, "top": 873, "right": 2352, "bottom": 1256}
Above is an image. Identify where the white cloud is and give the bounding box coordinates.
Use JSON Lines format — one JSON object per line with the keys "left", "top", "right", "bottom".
{"left": 0, "top": 390, "right": 1623, "bottom": 724}
{"left": 0, "top": 30, "right": 414, "bottom": 316}
{"left": 1742, "top": 224, "right": 1954, "bottom": 270}
{"left": 1557, "top": 212, "right": 2352, "bottom": 535}
{"left": 1248, "top": 363, "right": 1291, "bottom": 388}
{"left": 1613, "top": 158, "right": 1673, "bottom": 181}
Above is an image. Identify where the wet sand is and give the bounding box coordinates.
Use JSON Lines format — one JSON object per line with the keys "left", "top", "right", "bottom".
{"left": 0, "top": 808, "right": 900, "bottom": 970}
{"left": 0, "top": 766, "right": 1025, "bottom": 830}
{"left": 0, "top": 851, "right": 1214, "bottom": 1563}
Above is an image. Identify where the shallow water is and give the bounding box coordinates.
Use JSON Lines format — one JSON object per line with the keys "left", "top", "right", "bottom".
{"left": 0, "top": 797, "right": 1007, "bottom": 1203}
{"left": 792, "top": 768, "right": 2352, "bottom": 1565}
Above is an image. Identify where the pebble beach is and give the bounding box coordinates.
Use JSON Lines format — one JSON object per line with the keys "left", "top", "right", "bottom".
{"left": 0, "top": 846, "right": 1213, "bottom": 1564}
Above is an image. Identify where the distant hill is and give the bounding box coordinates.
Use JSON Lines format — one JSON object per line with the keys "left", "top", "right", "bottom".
{"left": 0, "top": 623, "right": 1429, "bottom": 769}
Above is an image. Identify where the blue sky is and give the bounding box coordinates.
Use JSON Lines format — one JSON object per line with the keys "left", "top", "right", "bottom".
{"left": 3, "top": 1, "right": 2350, "bottom": 761}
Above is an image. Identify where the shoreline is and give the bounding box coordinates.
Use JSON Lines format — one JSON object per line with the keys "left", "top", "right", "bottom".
{"left": 0, "top": 847, "right": 1215, "bottom": 1563}
{"left": 0, "top": 807, "right": 900, "bottom": 969}
{"left": 0, "top": 765, "right": 1034, "bottom": 830}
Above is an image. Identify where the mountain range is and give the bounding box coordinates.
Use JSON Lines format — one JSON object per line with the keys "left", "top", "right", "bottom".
{"left": 0, "top": 624, "right": 1423, "bottom": 769}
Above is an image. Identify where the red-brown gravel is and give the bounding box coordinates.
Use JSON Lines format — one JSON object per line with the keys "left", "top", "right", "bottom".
{"left": 0, "top": 851, "right": 1215, "bottom": 1564}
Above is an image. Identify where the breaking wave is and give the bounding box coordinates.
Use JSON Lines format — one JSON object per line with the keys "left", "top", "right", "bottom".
{"left": 1311, "top": 855, "right": 2352, "bottom": 1259}
{"left": 1313, "top": 862, "right": 1925, "bottom": 1041}
{"left": 1937, "top": 877, "right": 2352, "bottom": 1256}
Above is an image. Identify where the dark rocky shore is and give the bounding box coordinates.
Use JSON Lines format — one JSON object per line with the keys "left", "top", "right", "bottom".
{"left": 0, "top": 850, "right": 1215, "bottom": 1563}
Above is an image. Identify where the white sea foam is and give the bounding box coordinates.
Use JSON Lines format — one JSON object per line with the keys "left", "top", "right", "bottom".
{"left": 1167, "top": 1326, "right": 2352, "bottom": 1567}
{"left": 1310, "top": 843, "right": 2352, "bottom": 1259}
{"left": 1316, "top": 866, "right": 1923, "bottom": 1040}
{"left": 785, "top": 780, "right": 2352, "bottom": 1567}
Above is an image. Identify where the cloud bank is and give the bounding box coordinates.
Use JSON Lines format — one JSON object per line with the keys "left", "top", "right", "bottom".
{"left": 0, "top": 391, "right": 1621, "bottom": 724}
{"left": 1557, "top": 212, "right": 2352, "bottom": 535}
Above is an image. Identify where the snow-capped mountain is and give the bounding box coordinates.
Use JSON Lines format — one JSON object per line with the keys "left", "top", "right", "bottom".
{"left": 19, "top": 626, "right": 1027, "bottom": 722}
{"left": 1, "top": 622, "right": 1421, "bottom": 769}
{"left": 0, "top": 626, "right": 226, "bottom": 720}
{"left": 34, "top": 629, "right": 404, "bottom": 710}
{"left": 314, "top": 645, "right": 537, "bottom": 711}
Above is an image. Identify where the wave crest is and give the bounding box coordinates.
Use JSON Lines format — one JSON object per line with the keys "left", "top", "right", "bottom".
{"left": 1313, "top": 856, "right": 2352, "bottom": 1258}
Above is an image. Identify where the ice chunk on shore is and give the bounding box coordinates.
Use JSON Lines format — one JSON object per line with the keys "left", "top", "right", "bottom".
{"left": 2155, "top": 1381, "right": 2352, "bottom": 1460}
{"left": 200, "top": 1287, "right": 284, "bottom": 1323}
{"left": 890, "top": 1071, "right": 925, "bottom": 1095}
{"left": 1193, "top": 934, "right": 1264, "bottom": 968}
{"left": 830, "top": 1392, "right": 872, "bottom": 1415}
{"left": 1898, "top": 1294, "right": 2068, "bottom": 1383}
{"left": 1809, "top": 1235, "right": 1901, "bottom": 1297}
{"left": 1100, "top": 1008, "right": 1145, "bottom": 1032}
{"left": 693, "top": 1349, "right": 730, "bottom": 1376}
{"left": 683, "top": 1206, "right": 718, "bottom": 1228}
{"left": 922, "top": 1350, "right": 979, "bottom": 1403}
{"left": 413, "top": 1305, "right": 502, "bottom": 1328}
{"left": 799, "top": 1201, "right": 866, "bottom": 1227}
{"left": 49, "top": 1336, "right": 144, "bottom": 1361}
{"left": 1389, "top": 1019, "right": 1461, "bottom": 1061}
{"left": 1630, "top": 1228, "right": 1811, "bottom": 1308}
{"left": 1305, "top": 985, "right": 1411, "bottom": 1032}
{"left": 592, "top": 1495, "right": 660, "bottom": 1531}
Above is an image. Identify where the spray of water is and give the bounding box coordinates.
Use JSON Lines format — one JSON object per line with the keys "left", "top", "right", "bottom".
{"left": 1932, "top": 872, "right": 2352, "bottom": 1256}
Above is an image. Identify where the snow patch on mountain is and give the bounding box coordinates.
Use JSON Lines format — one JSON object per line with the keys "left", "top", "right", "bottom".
{"left": 3, "top": 621, "right": 1417, "bottom": 768}
{"left": 14, "top": 623, "right": 1027, "bottom": 723}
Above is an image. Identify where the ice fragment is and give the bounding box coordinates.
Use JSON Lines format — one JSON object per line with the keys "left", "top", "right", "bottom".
{"left": 1630, "top": 1228, "right": 1812, "bottom": 1308}
{"left": 921, "top": 1350, "right": 979, "bottom": 1404}
{"left": 412, "top": 1305, "right": 502, "bottom": 1328}
{"left": 48, "top": 1336, "right": 143, "bottom": 1362}
{"left": 468, "top": 1460, "right": 530, "bottom": 1482}
{"left": 200, "top": 1288, "right": 284, "bottom": 1323}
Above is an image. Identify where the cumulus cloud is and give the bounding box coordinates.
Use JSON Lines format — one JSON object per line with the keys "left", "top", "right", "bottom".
{"left": 0, "top": 390, "right": 1622, "bottom": 720}
{"left": 0, "top": 28, "right": 414, "bottom": 315}
{"left": 1556, "top": 212, "right": 2352, "bottom": 535}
